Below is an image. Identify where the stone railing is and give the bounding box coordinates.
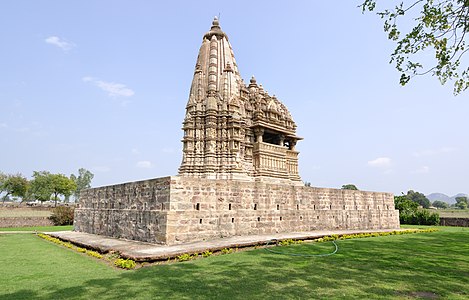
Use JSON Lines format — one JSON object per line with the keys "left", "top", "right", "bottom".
{"left": 286, "top": 150, "right": 298, "bottom": 159}
{"left": 254, "top": 142, "right": 287, "bottom": 153}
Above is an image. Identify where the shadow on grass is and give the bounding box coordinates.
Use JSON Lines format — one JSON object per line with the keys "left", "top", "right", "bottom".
{"left": 2, "top": 230, "right": 468, "bottom": 300}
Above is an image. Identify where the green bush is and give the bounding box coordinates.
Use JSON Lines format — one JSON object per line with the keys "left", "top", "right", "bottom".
{"left": 177, "top": 253, "right": 193, "bottom": 262}
{"left": 221, "top": 248, "right": 233, "bottom": 255}
{"left": 412, "top": 210, "right": 440, "bottom": 225}
{"left": 313, "top": 228, "right": 437, "bottom": 243}
{"left": 114, "top": 258, "right": 136, "bottom": 269}
{"left": 395, "top": 195, "right": 439, "bottom": 225}
{"left": 399, "top": 209, "right": 439, "bottom": 225}
{"left": 278, "top": 239, "right": 303, "bottom": 246}
{"left": 49, "top": 206, "right": 75, "bottom": 225}
{"left": 86, "top": 250, "right": 103, "bottom": 259}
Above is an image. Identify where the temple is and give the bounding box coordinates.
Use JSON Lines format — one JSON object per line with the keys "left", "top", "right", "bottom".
{"left": 179, "top": 17, "right": 301, "bottom": 182}
{"left": 73, "top": 18, "right": 400, "bottom": 245}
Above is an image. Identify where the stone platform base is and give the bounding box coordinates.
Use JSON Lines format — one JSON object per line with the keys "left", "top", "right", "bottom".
{"left": 48, "top": 228, "right": 406, "bottom": 261}
{"left": 74, "top": 176, "right": 400, "bottom": 245}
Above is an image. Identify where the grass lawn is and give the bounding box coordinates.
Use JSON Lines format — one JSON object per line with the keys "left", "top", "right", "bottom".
{"left": 0, "top": 225, "right": 73, "bottom": 232}
{"left": 0, "top": 226, "right": 468, "bottom": 299}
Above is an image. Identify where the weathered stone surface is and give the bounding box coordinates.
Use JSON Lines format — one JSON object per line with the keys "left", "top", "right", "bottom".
{"left": 74, "top": 177, "right": 171, "bottom": 244}
{"left": 440, "top": 217, "right": 469, "bottom": 227}
{"left": 50, "top": 228, "right": 410, "bottom": 261}
{"left": 75, "top": 176, "right": 399, "bottom": 245}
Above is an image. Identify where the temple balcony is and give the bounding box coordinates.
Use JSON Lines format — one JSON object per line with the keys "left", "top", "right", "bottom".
{"left": 252, "top": 142, "right": 300, "bottom": 181}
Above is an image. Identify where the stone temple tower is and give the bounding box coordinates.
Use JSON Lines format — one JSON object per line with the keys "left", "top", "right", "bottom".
{"left": 74, "top": 18, "right": 400, "bottom": 245}
{"left": 179, "top": 17, "right": 302, "bottom": 182}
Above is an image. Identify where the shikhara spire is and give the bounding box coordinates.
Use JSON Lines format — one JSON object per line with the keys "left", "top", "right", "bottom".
{"left": 179, "top": 18, "right": 302, "bottom": 182}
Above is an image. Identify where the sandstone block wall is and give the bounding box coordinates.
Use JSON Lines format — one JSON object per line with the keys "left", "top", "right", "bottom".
{"left": 74, "top": 177, "right": 171, "bottom": 244}
{"left": 440, "top": 217, "right": 469, "bottom": 227}
{"left": 74, "top": 176, "right": 400, "bottom": 245}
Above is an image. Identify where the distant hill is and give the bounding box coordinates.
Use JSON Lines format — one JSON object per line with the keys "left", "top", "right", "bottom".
{"left": 427, "top": 193, "right": 468, "bottom": 204}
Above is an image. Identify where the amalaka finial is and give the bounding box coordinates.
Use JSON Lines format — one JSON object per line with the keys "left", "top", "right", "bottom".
{"left": 204, "top": 16, "right": 226, "bottom": 40}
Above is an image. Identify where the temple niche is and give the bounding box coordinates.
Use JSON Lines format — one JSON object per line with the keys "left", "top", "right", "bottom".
{"left": 179, "top": 17, "right": 302, "bottom": 182}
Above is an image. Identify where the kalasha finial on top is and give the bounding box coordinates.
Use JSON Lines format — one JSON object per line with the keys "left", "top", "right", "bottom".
{"left": 204, "top": 16, "right": 227, "bottom": 40}
{"left": 212, "top": 16, "right": 220, "bottom": 27}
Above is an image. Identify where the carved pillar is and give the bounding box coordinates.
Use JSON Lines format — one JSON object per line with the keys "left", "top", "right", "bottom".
{"left": 254, "top": 128, "right": 264, "bottom": 143}
{"left": 279, "top": 134, "right": 285, "bottom": 146}
{"left": 290, "top": 140, "right": 297, "bottom": 151}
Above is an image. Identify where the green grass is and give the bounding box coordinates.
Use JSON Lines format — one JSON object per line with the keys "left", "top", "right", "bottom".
{"left": 0, "top": 226, "right": 468, "bottom": 299}
{"left": 0, "top": 225, "right": 73, "bottom": 232}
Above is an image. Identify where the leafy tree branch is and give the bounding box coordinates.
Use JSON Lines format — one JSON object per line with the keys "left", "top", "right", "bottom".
{"left": 361, "top": 0, "right": 469, "bottom": 94}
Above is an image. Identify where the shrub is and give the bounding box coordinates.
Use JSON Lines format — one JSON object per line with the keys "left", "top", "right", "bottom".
{"left": 86, "top": 250, "right": 103, "bottom": 259}
{"left": 177, "top": 253, "right": 193, "bottom": 262}
{"left": 313, "top": 229, "right": 437, "bottom": 243}
{"left": 400, "top": 209, "right": 439, "bottom": 225}
{"left": 412, "top": 210, "right": 440, "bottom": 225}
{"left": 49, "top": 206, "right": 75, "bottom": 225}
{"left": 395, "top": 195, "right": 440, "bottom": 225}
{"left": 114, "top": 258, "right": 136, "bottom": 269}
{"left": 221, "top": 248, "right": 233, "bottom": 254}
{"left": 202, "top": 250, "right": 212, "bottom": 257}
{"left": 278, "top": 239, "right": 303, "bottom": 246}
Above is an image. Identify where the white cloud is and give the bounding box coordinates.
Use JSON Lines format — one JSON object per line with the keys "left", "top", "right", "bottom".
{"left": 136, "top": 161, "right": 153, "bottom": 169}
{"left": 45, "top": 36, "right": 75, "bottom": 51}
{"left": 367, "top": 157, "right": 392, "bottom": 168}
{"left": 0, "top": 123, "right": 7, "bottom": 129}
{"left": 412, "top": 166, "right": 430, "bottom": 174}
{"left": 82, "top": 76, "right": 135, "bottom": 98}
{"left": 96, "top": 81, "right": 134, "bottom": 97}
{"left": 413, "top": 147, "right": 457, "bottom": 157}
{"left": 131, "top": 148, "right": 141, "bottom": 155}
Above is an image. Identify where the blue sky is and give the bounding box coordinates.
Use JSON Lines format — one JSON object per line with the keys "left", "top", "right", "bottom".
{"left": 1, "top": 1, "right": 468, "bottom": 196}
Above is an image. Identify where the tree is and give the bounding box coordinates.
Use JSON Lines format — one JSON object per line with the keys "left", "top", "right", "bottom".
{"left": 342, "top": 184, "right": 358, "bottom": 190}
{"left": 49, "top": 174, "right": 77, "bottom": 207}
{"left": 70, "top": 168, "right": 94, "bottom": 200}
{"left": 0, "top": 172, "right": 7, "bottom": 199}
{"left": 455, "top": 196, "right": 468, "bottom": 209}
{"left": 361, "top": 0, "right": 469, "bottom": 95}
{"left": 406, "top": 190, "right": 431, "bottom": 208}
{"left": 30, "top": 171, "right": 53, "bottom": 203}
{"left": 30, "top": 171, "right": 77, "bottom": 206}
{"left": 432, "top": 200, "right": 449, "bottom": 209}
{"left": 1, "top": 174, "right": 29, "bottom": 202}
{"left": 395, "top": 195, "right": 419, "bottom": 215}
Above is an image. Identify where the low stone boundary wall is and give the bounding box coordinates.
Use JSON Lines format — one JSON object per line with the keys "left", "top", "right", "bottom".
{"left": 0, "top": 217, "right": 53, "bottom": 228}
{"left": 440, "top": 217, "right": 469, "bottom": 227}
